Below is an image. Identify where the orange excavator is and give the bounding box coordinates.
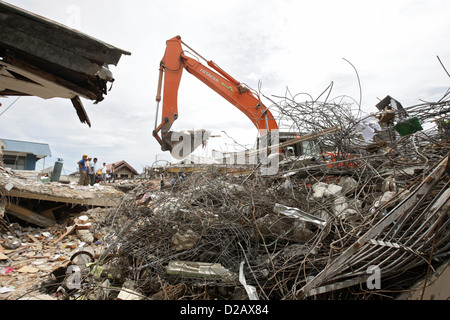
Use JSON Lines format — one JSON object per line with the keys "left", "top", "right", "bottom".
{"left": 153, "top": 36, "right": 278, "bottom": 156}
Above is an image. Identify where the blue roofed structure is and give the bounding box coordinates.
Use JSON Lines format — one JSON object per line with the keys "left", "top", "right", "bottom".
{"left": 0, "top": 138, "right": 51, "bottom": 170}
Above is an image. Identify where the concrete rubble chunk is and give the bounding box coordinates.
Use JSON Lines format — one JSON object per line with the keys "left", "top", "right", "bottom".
{"left": 378, "top": 191, "right": 399, "bottom": 209}
{"left": 312, "top": 182, "right": 328, "bottom": 199}
{"left": 117, "top": 279, "right": 143, "bottom": 300}
{"left": 257, "top": 213, "right": 314, "bottom": 243}
{"left": 171, "top": 229, "right": 199, "bottom": 251}
{"left": 311, "top": 182, "right": 342, "bottom": 200}
{"left": 381, "top": 176, "right": 397, "bottom": 193}
{"left": 76, "top": 229, "right": 94, "bottom": 244}
{"left": 0, "top": 165, "right": 124, "bottom": 210}
{"left": 338, "top": 176, "right": 358, "bottom": 195}
{"left": 325, "top": 184, "right": 343, "bottom": 198}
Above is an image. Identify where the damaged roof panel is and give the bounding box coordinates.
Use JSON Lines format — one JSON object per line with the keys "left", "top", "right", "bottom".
{"left": 0, "top": 2, "right": 130, "bottom": 71}
{"left": 0, "top": 1, "right": 130, "bottom": 124}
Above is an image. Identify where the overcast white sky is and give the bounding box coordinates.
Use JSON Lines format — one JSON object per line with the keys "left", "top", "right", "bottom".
{"left": 0, "top": 0, "right": 449, "bottom": 174}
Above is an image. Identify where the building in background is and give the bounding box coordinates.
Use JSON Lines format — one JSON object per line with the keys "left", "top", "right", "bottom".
{"left": 107, "top": 160, "right": 139, "bottom": 180}
{"left": 0, "top": 138, "right": 51, "bottom": 170}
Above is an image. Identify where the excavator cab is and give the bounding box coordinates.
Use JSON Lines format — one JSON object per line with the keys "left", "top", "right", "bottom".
{"left": 279, "top": 132, "right": 321, "bottom": 158}
{"left": 258, "top": 131, "right": 320, "bottom": 159}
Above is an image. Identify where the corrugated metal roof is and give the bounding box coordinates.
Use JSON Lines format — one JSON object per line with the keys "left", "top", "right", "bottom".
{"left": 1, "top": 138, "right": 51, "bottom": 157}
{"left": 107, "top": 160, "right": 138, "bottom": 175}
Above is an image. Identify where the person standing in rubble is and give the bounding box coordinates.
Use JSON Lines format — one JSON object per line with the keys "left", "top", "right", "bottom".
{"left": 89, "top": 157, "right": 98, "bottom": 186}
{"left": 101, "top": 162, "right": 107, "bottom": 182}
{"left": 0, "top": 139, "right": 5, "bottom": 167}
{"left": 77, "top": 154, "right": 89, "bottom": 186}
{"left": 109, "top": 164, "right": 116, "bottom": 183}
{"left": 85, "top": 157, "right": 92, "bottom": 184}
{"left": 171, "top": 177, "right": 177, "bottom": 191}
{"left": 160, "top": 171, "right": 165, "bottom": 192}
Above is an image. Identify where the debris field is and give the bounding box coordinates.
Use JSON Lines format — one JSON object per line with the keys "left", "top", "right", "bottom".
{"left": 1, "top": 88, "right": 450, "bottom": 300}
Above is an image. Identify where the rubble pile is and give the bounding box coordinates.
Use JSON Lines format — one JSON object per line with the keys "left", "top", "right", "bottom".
{"left": 1, "top": 89, "right": 449, "bottom": 300}
{"left": 93, "top": 154, "right": 447, "bottom": 300}
{"left": 31, "top": 91, "right": 444, "bottom": 301}
{"left": 0, "top": 168, "right": 124, "bottom": 299}
{"left": 0, "top": 206, "right": 113, "bottom": 300}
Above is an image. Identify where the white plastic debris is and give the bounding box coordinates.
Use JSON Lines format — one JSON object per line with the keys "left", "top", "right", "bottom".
{"left": 5, "top": 182, "right": 13, "bottom": 191}
{"left": 239, "top": 261, "right": 259, "bottom": 300}
{"left": 355, "top": 116, "right": 382, "bottom": 142}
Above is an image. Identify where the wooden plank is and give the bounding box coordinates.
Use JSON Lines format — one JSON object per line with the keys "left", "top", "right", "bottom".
{"left": 5, "top": 203, "right": 56, "bottom": 228}
{"left": 17, "top": 266, "right": 39, "bottom": 273}
{"left": 26, "top": 233, "right": 43, "bottom": 249}
{"left": 52, "top": 225, "right": 76, "bottom": 245}
{"left": 39, "top": 204, "right": 67, "bottom": 221}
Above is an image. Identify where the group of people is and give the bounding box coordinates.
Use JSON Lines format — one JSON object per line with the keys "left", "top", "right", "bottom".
{"left": 159, "top": 171, "right": 184, "bottom": 192}
{"left": 77, "top": 154, "right": 115, "bottom": 186}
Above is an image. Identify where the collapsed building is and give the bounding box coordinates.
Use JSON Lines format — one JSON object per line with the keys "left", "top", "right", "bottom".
{"left": 1, "top": 1, "right": 449, "bottom": 302}
{"left": 2, "top": 86, "right": 447, "bottom": 300}
{"left": 84, "top": 91, "right": 448, "bottom": 301}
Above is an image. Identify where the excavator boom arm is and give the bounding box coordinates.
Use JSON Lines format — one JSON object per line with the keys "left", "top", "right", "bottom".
{"left": 154, "top": 36, "right": 278, "bottom": 152}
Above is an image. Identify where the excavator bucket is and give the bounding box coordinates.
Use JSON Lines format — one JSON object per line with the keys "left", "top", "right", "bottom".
{"left": 163, "top": 129, "right": 210, "bottom": 160}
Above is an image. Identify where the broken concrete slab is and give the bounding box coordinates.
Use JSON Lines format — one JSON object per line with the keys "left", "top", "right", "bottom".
{"left": 171, "top": 229, "right": 199, "bottom": 251}
{"left": 1, "top": 166, "right": 124, "bottom": 208}
{"left": 256, "top": 213, "right": 314, "bottom": 243}
{"left": 396, "top": 259, "right": 450, "bottom": 300}
{"left": 4, "top": 182, "right": 123, "bottom": 207}
{"left": 338, "top": 176, "right": 358, "bottom": 195}
{"left": 0, "top": 1, "right": 130, "bottom": 119}
{"left": 1, "top": 166, "right": 124, "bottom": 227}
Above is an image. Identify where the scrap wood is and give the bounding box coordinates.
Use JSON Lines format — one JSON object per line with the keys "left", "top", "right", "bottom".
{"left": 17, "top": 266, "right": 39, "bottom": 274}
{"left": 5, "top": 203, "right": 56, "bottom": 228}
{"left": 52, "top": 225, "right": 76, "bottom": 245}
{"left": 39, "top": 205, "right": 66, "bottom": 221}
{"left": 26, "top": 234, "right": 43, "bottom": 249}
